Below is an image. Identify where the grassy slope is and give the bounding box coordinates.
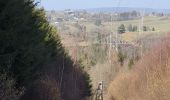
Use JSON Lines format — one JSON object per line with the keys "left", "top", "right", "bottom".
{"left": 64, "top": 16, "right": 170, "bottom": 43}
{"left": 96, "top": 16, "right": 170, "bottom": 42}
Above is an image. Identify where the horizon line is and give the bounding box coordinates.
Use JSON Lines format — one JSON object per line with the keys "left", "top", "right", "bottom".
{"left": 43, "top": 6, "right": 170, "bottom": 11}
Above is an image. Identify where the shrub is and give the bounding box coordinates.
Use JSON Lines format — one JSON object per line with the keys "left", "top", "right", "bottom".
{"left": 132, "top": 25, "right": 138, "bottom": 32}
{"left": 117, "top": 50, "right": 126, "bottom": 66}
{"left": 0, "top": 0, "right": 92, "bottom": 100}
{"left": 128, "top": 24, "right": 133, "bottom": 32}
{"left": 152, "top": 27, "right": 155, "bottom": 31}
{"left": 128, "top": 59, "right": 134, "bottom": 69}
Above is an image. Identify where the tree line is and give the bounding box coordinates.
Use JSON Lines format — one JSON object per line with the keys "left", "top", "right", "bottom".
{"left": 118, "top": 24, "right": 156, "bottom": 34}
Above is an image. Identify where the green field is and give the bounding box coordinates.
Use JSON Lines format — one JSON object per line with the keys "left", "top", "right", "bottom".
{"left": 61, "top": 16, "right": 170, "bottom": 42}
{"left": 104, "top": 16, "right": 170, "bottom": 41}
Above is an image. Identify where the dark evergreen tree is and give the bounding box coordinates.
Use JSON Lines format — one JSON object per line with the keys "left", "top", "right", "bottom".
{"left": 118, "top": 24, "right": 126, "bottom": 34}
{"left": 152, "top": 27, "right": 155, "bottom": 31}
{"left": 132, "top": 25, "right": 138, "bottom": 32}
{"left": 0, "top": 0, "right": 91, "bottom": 100}
{"left": 143, "top": 26, "right": 147, "bottom": 31}
{"left": 128, "top": 24, "right": 133, "bottom": 32}
{"left": 95, "top": 19, "right": 102, "bottom": 26}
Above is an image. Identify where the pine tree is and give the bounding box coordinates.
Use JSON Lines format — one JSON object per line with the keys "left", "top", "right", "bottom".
{"left": 0, "top": 0, "right": 63, "bottom": 86}
{"left": 0, "top": 0, "right": 91, "bottom": 100}
{"left": 118, "top": 24, "right": 126, "bottom": 34}
{"left": 128, "top": 24, "right": 133, "bottom": 32}
{"left": 152, "top": 27, "right": 155, "bottom": 31}
{"left": 132, "top": 25, "right": 138, "bottom": 32}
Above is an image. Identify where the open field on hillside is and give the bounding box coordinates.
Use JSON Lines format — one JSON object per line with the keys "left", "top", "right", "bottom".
{"left": 103, "top": 16, "right": 170, "bottom": 41}
{"left": 60, "top": 16, "right": 170, "bottom": 43}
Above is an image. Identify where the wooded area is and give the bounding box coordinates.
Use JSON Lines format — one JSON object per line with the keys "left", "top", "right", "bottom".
{"left": 0, "top": 0, "right": 91, "bottom": 100}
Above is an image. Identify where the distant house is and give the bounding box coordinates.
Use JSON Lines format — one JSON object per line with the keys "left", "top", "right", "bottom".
{"left": 54, "top": 22, "right": 59, "bottom": 24}
{"left": 65, "top": 9, "right": 74, "bottom": 15}
{"left": 73, "top": 17, "right": 79, "bottom": 21}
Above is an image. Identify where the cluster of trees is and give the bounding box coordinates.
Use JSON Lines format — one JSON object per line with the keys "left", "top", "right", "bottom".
{"left": 94, "top": 19, "right": 102, "bottom": 26}
{"left": 117, "top": 11, "right": 139, "bottom": 21}
{"left": 143, "top": 26, "right": 155, "bottom": 31}
{"left": 127, "top": 24, "right": 138, "bottom": 32}
{"left": 118, "top": 24, "right": 156, "bottom": 34}
{"left": 91, "top": 13, "right": 112, "bottom": 22}
{"left": 151, "top": 12, "right": 165, "bottom": 17}
{"left": 0, "top": 0, "right": 91, "bottom": 100}
{"left": 74, "top": 22, "right": 87, "bottom": 40}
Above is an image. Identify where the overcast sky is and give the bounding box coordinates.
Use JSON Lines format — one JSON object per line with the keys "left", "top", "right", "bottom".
{"left": 38, "top": 0, "right": 170, "bottom": 10}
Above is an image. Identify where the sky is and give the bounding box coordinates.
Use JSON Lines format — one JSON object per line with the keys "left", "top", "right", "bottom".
{"left": 38, "top": 0, "right": 170, "bottom": 11}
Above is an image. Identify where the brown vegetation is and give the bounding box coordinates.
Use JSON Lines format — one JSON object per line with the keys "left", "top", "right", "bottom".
{"left": 106, "top": 35, "right": 170, "bottom": 100}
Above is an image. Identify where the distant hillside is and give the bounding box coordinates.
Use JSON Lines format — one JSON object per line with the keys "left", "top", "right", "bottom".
{"left": 86, "top": 7, "right": 170, "bottom": 14}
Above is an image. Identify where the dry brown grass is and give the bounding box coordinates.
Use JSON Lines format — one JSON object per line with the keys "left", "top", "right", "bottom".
{"left": 106, "top": 35, "right": 170, "bottom": 100}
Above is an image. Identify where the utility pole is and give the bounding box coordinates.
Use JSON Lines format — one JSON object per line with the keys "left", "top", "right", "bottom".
{"left": 109, "top": 33, "right": 112, "bottom": 62}
{"left": 115, "top": 13, "right": 119, "bottom": 52}
{"left": 139, "top": 10, "right": 145, "bottom": 56}
{"left": 109, "top": 13, "right": 113, "bottom": 64}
